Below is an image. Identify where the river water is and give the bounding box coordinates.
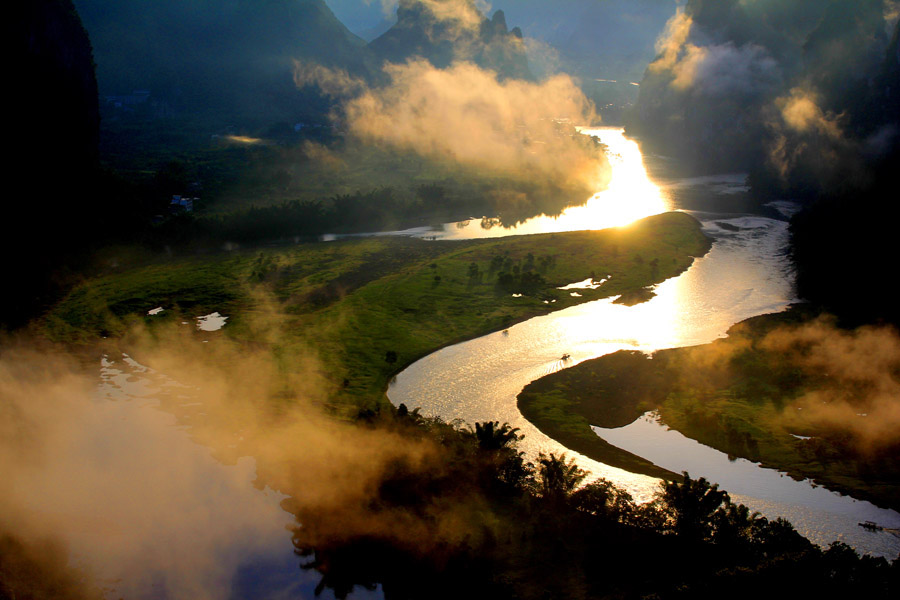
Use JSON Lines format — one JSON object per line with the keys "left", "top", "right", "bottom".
{"left": 33, "top": 128, "right": 895, "bottom": 599}
{"left": 388, "top": 127, "right": 900, "bottom": 557}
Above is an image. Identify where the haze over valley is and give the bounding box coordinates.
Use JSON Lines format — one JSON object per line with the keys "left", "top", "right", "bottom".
{"left": 5, "top": 2, "right": 900, "bottom": 598}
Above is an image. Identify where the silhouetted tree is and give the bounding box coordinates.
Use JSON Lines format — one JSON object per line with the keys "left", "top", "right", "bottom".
{"left": 660, "top": 471, "right": 729, "bottom": 542}
{"left": 472, "top": 421, "right": 522, "bottom": 451}
{"left": 712, "top": 501, "right": 765, "bottom": 554}
{"left": 536, "top": 453, "right": 586, "bottom": 504}
{"left": 571, "top": 478, "right": 635, "bottom": 522}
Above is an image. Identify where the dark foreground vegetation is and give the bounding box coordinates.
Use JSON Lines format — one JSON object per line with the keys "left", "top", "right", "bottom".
{"left": 290, "top": 411, "right": 900, "bottom": 600}
{"left": 5, "top": 408, "right": 896, "bottom": 599}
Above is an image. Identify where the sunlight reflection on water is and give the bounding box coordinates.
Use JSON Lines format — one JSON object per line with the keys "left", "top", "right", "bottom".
{"left": 426, "top": 128, "right": 671, "bottom": 239}
{"left": 389, "top": 218, "right": 795, "bottom": 502}
{"left": 389, "top": 128, "right": 900, "bottom": 557}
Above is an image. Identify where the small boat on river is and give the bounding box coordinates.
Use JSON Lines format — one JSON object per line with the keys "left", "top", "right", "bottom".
{"left": 859, "top": 521, "right": 883, "bottom": 531}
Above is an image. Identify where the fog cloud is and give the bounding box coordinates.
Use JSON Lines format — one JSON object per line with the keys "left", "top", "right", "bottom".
{"left": 650, "top": 10, "right": 693, "bottom": 75}
{"left": 649, "top": 12, "right": 780, "bottom": 96}
{"left": 293, "top": 60, "right": 367, "bottom": 97}
{"left": 681, "top": 42, "right": 779, "bottom": 96}
{"left": 765, "top": 87, "right": 851, "bottom": 181}
{"left": 297, "top": 2, "right": 608, "bottom": 203}
{"left": 379, "top": 0, "right": 492, "bottom": 30}
{"left": 340, "top": 59, "right": 605, "bottom": 189}
{"left": 0, "top": 323, "right": 457, "bottom": 598}
{"left": 762, "top": 318, "right": 900, "bottom": 452}
{"left": 777, "top": 88, "right": 843, "bottom": 139}
{"left": 884, "top": 0, "right": 900, "bottom": 32}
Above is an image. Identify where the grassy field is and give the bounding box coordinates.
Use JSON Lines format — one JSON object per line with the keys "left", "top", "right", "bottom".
{"left": 44, "top": 212, "right": 711, "bottom": 413}
{"left": 518, "top": 307, "right": 900, "bottom": 509}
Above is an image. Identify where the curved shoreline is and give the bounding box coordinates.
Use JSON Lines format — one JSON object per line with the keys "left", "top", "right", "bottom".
{"left": 379, "top": 211, "right": 712, "bottom": 403}
{"left": 388, "top": 212, "right": 900, "bottom": 556}
{"left": 516, "top": 305, "right": 900, "bottom": 513}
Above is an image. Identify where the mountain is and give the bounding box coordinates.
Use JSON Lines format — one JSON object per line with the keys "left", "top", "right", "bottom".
{"left": 74, "top": 0, "right": 376, "bottom": 125}
{"left": 8, "top": 0, "right": 100, "bottom": 327}
{"left": 369, "top": 0, "right": 531, "bottom": 80}
{"left": 13, "top": 0, "right": 99, "bottom": 174}
{"left": 629, "top": 0, "right": 895, "bottom": 177}
{"left": 627, "top": 0, "right": 900, "bottom": 325}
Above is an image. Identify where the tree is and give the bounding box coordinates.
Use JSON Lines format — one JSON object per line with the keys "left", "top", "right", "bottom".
{"left": 712, "top": 501, "right": 764, "bottom": 553}
{"left": 472, "top": 421, "right": 522, "bottom": 451}
{"left": 467, "top": 262, "right": 480, "bottom": 280}
{"left": 571, "top": 478, "right": 635, "bottom": 522}
{"left": 536, "top": 453, "right": 586, "bottom": 504}
{"left": 659, "top": 471, "right": 729, "bottom": 542}
{"left": 469, "top": 421, "right": 530, "bottom": 494}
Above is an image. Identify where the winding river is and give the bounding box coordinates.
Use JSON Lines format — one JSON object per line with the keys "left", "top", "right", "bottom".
{"left": 41, "top": 128, "right": 896, "bottom": 599}
{"left": 388, "top": 127, "right": 900, "bottom": 558}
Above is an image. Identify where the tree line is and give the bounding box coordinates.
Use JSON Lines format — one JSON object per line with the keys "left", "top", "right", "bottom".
{"left": 290, "top": 406, "right": 900, "bottom": 600}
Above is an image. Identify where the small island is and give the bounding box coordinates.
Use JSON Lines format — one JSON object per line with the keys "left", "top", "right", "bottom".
{"left": 518, "top": 306, "right": 900, "bottom": 511}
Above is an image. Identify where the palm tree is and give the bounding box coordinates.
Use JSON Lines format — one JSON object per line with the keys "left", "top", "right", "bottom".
{"left": 469, "top": 422, "right": 531, "bottom": 494}
{"left": 571, "top": 478, "right": 635, "bottom": 522}
{"left": 472, "top": 421, "right": 522, "bottom": 451}
{"left": 659, "top": 471, "right": 729, "bottom": 542}
{"left": 712, "top": 501, "right": 764, "bottom": 552}
{"left": 536, "top": 453, "right": 587, "bottom": 503}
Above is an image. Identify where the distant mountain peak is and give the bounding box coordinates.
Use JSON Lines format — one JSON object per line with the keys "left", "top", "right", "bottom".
{"left": 370, "top": 0, "right": 531, "bottom": 79}
{"left": 491, "top": 9, "right": 508, "bottom": 32}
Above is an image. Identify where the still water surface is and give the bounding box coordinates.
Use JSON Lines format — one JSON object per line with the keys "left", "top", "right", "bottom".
{"left": 389, "top": 127, "right": 900, "bottom": 557}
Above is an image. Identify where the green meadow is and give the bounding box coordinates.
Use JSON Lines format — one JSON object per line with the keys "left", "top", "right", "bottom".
{"left": 44, "top": 212, "right": 710, "bottom": 411}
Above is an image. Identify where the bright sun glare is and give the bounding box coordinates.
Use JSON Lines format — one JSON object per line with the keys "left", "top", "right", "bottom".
{"left": 437, "top": 127, "right": 672, "bottom": 239}
{"left": 565, "top": 127, "right": 671, "bottom": 230}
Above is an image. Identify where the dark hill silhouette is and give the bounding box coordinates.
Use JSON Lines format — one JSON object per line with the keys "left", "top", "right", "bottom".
{"left": 369, "top": 0, "right": 531, "bottom": 80}
{"left": 74, "top": 0, "right": 376, "bottom": 125}
{"left": 500, "top": 0, "right": 676, "bottom": 81}
{"left": 7, "top": 0, "right": 101, "bottom": 328}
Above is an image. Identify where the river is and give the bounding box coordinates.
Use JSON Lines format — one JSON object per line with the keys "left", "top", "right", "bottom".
{"left": 29, "top": 128, "right": 895, "bottom": 599}
{"left": 388, "top": 127, "right": 900, "bottom": 558}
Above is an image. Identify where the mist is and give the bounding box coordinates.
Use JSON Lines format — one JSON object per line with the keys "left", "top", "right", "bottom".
{"left": 761, "top": 318, "right": 900, "bottom": 452}
{"left": 0, "top": 321, "right": 471, "bottom": 598}
{"left": 631, "top": 0, "right": 898, "bottom": 185}
{"left": 295, "top": 1, "right": 613, "bottom": 220}
{"left": 666, "top": 314, "right": 900, "bottom": 456}
{"left": 340, "top": 60, "right": 605, "bottom": 189}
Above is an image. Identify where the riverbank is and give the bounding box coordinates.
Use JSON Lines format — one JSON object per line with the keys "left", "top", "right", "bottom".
{"left": 517, "top": 306, "right": 900, "bottom": 511}
{"left": 43, "top": 211, "right": 711, "bottom": 411}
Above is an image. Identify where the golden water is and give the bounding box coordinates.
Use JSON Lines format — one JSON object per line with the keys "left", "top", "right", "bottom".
{"left": 390, "top": 128, "right": 900, "bottom": 557}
